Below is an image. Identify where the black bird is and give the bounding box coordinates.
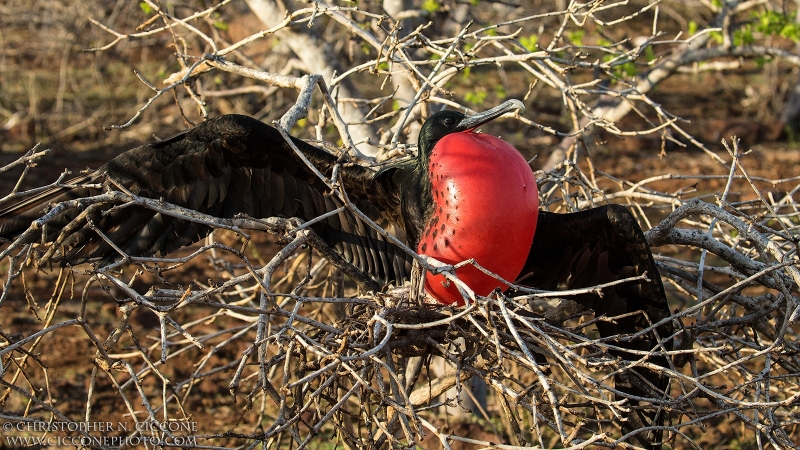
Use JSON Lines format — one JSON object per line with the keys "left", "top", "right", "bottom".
{"left": 0, "top": 100, "right": 671, "bottom": 448}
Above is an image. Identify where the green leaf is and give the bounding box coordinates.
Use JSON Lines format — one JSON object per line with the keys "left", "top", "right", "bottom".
{"left": 421, "top": 0, "right": 440, "bottom": 13}
{"left": 139, "top": 1, "right": 153, "bottom": 14}
{"left": 465, "top": 88, "right": 487, "bottom": 106}
{"left": 568, "top": 30, "right": 584, "bottom": 46}
{"left": 292, "top": 118, "right": 309, "bottom": 137}
{"left": 622, "top": 61, "right": 637, "bottom": 77}
{"left": 733, "top": 25, "right": 754, "bottom": 46}
{"left": 644, "top": 46, "right": 655, "bottom": 62}
{"left": 495, "top": 84, "right": 506, "bottom": 100}
{"left": 688, "top": 21, "right": 698, "bottom": 36}
{"left": 520, "top": 34, "right": 538, "bottom": 52}
{"left": 754, "top": 11, "right": 800, "bottom": 42}
{"left": 610, "top": 61, "right": 637, "bottom": 79}
{"left": 213, "top": 21, "right": 228, "bottom": 31}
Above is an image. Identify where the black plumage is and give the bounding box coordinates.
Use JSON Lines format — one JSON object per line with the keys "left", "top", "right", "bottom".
{"left": 0, "top": 115, "right": 412, "bottom": 283}
{"left": 0, "top": 107, "right": 672, "bottom": 448}
{"left": 521, "top": 206, "right": 671, "bottom": 449}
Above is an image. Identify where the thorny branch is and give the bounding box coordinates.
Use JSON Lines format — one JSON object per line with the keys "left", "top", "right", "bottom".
{"left": 3, "top": 1, "right": 800, "bottom": 449}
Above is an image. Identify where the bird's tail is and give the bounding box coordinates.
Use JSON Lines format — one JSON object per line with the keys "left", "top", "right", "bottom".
{"left": 0, "top": 173, "right": 97, "bottom": 245}
{"left": 521, "top": 206, "right": 673, "bottom": 449}
{"left": 597, "top": 319, "right": 670, "bottom": 450}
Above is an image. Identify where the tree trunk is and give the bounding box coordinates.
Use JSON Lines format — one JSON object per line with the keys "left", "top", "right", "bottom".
{"left": 246, "top": 0, "right": 379, "bottom": 155}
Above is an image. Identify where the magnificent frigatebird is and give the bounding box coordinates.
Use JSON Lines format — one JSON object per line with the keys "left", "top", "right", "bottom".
{"left": 0, "top": 100, "right": 671, "bottom": 448}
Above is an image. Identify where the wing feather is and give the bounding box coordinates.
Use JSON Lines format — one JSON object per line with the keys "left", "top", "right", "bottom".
{"left": 0, "top": 115, "right": 413, "bottom": 286}
{"left": 518, "top": 205, "right": 671, "bottom": 450}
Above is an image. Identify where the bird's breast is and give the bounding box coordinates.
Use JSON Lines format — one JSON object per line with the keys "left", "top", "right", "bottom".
{"left": 418, "top": 132, "right": 539, "bottom": 305}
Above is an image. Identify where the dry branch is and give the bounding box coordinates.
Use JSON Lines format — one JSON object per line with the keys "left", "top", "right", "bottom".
{"left": 2, "top": 1, "right": 800, "bottom": 449}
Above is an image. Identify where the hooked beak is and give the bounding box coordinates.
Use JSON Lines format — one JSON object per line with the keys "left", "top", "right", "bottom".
{"left": 457, "top": 99, "right": 525, "bottom": 131}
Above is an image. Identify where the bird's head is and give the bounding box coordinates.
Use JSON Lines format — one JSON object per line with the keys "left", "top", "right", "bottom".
{"left": 417, "top": 99, "right": 525, "bottom": 160}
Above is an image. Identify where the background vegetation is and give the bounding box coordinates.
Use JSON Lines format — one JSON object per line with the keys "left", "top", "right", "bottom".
{"left": 3, "top": 1, "right": 800, "bottom": 449}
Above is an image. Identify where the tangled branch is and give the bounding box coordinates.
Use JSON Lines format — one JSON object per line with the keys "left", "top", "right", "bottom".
{"left": 3, "top": 1, "right": 800, "bottom": 449}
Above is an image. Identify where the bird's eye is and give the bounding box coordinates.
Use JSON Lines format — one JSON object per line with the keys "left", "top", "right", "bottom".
{"left": 443, "top": 118, "right": 454, "bottom": 127}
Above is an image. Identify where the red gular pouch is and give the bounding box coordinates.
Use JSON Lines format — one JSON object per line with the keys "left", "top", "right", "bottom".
{"left": 417, "top": 132, "right": 539, "bottom": 306}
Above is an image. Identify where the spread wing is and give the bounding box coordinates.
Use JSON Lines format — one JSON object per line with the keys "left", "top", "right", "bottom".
{"left": 0, "top": 115, "right": 412, "bottom": 285}
{"left": 518, "top": 204, "right": 672, "bottom": 450}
